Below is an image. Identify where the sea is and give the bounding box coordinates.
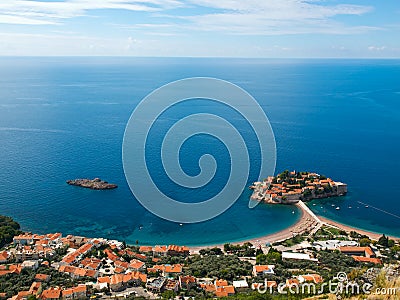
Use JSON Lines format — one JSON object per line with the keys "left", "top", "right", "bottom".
{"left": 0, "top": 57, "right": 399, "bottom": 246}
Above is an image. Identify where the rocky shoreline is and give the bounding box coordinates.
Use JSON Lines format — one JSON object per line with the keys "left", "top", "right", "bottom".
{"left": 66, "top": 178, "right": 118, "bottom": 190}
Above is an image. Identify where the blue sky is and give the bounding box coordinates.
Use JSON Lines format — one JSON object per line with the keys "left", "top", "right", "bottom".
{"left": 0, "top": 0, "right": 399, "bottom": 57}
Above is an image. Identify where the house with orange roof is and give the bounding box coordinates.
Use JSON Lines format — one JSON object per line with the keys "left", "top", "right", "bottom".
{"left": 59, "top": 265, "right": 98, "bottom": 279}
{"left": 179, "top": 275, "right": 196, "bottom": 290}
{"left": 79, "top": 257, "right": 101, "bottom": 270}
{"left": 339, "top": 246, "right": 375, "bottom": 258}
{"left": 41, "top": 261, "right": 50, "bottom": 267}
{"left": 61, "top": 254, "right": 76, "bottom": 265}
{"left": 35, "top": 273, "right": 50, "bottom": 282}
{"left": 114, "top": 260, "right": 129, "bottom": 269}
{"left": 0, "top": 264, "right": 22, "bottom": 276}
{"left": 13, "top": 234, "right": 34, "bottom": 245}
{"left": 72, "top": 285, "right": 86, "bottom": 298}
{"left": 352, "top": 256, "right": 382, "bottom": 264}
{"left": 198, "top": 279, "right": 235, "bottom": 297}
{"left": 153, "top": 245, "right": 167, "bottom": 257}
{"left": 114, "top": 267, "right": 125, "bottom": 274}
{"left": 252, "top": 265, "right": 275, "bottom": 277}
{"left": 97, "top": 276, "right": 111, "bottom": 284}
{"left": 163, "top": 264, "right": 183, "bottom": 277}
{"left": 133, "top": 253, "right": 147, "bottom": 261}
{"left": 40, "top": 287, "right": 61, "bottom": 300}
{"left": 0, "top": 251, "right": 10, "bottom": 264}
{"left": 110, "top": 274, "right": 125, "bottom": 292}
{"left": 79, "top": 258, "right": 102, "bottom": 270}
{"left": 104, "top": 249, "right": 119, "bottom": 262}
{"left": 298, "top": 274, "right": 323, "bottom": 284}
{"left": 167, "top": 245, "right": 190, "bottom": 256}
{"left": 39, "top": 233, "right": 62, "bottom": 247}
{"left": 74, "top": 267, "right": 88, "bottom": 278}
{"left": 200, "top": 283, "right": 216, "bottom": 293}
{"left": 122, "top": 248, "right": 136, "bottom": 257}
{"left": 215, "top": 279, "right": 228, "bottom": 287}
{"left": 61, "top": 288, "right": 74, "bottom": 300}
{"left": 90, "top": 239, "right": 105, "bottom": 248}
{"left": 139, "top": 246, "right": 153, "bottom": 253}
{"left": 10, "top": 282, "right": 42, "bottom": 300}
{"left": 152, "top": 265, "right": 165, "bottom": 272}
{"left": 215, "top": 286, "right": 235, "bottom": 297}
{"left": 76, "top": 243, "right": 93, "bottom": 256}
{"left": 131, "top": 271, "right": 147, "bottom": 286}
{"left": 146, "top": 267, "right": 159, "bottom": 276}
{"left": 107, "top": 271, "right": 146, "bottom": 292}
{"left": 128, "top": 259, "right": 145, "bottom": 271}
{"left": 84, "top": 269, "right": 97, "bottom": 278}
{"left": 164, "top": 279, "right": 179, "bottom": 292}
{"left": 59, "top": 265, "right": 75, "bottom": 274}
{"left": 285, "top": 278, "right": 300, "bottom": 288}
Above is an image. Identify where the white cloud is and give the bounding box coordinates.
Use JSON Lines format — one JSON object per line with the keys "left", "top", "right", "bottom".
{"left": 0, "top": 14, "right": 57, "bottom": 25}
{"left": 189, "top": 0, "right": 372, "bottom": 18}
{"left": 368, "top": 46, "right": 386, "bottom": 51}
{"left": 0, "top": 0, "right": 391, "bottom": 57}
{"left": 0, "top": 0, "right": 184, "bottom": 25}
{"left": 177, "top": 0, "right": 375, "bottom": 35}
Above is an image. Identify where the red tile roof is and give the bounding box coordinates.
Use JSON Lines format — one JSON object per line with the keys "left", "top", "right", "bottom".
{"left": 139, "top": 246, "right": 153, "bottom": 253}
{"left": 41, "top": 287, "right": 61, "bottom": 299}
{"left": 97, "top": 277, "right": 111, "bottom": 284}
{"left": 35, "top": 274, "right": 50, "bottom": 281}
{"left": 215, "top": 279, "right": 228, "bottom": 287}
{"left": 154, "top": 245, "right": 167, "bottom": 253}
{"left": 352, "top": 256, "right": 382, "bottom": 264}
{"left": 215, "top": 286, "right": 235, "bottom": 297}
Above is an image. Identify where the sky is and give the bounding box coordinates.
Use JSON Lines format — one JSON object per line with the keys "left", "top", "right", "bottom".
{"left": 0, "top": 0, "right": 399, "bottom": 57}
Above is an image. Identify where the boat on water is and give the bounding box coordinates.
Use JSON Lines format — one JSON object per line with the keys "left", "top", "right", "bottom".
{"left": 336, "top": 207, "right": 340, "bottom": 210}
{"left": 365, "top": 205, "right": 369, "bottom": 208}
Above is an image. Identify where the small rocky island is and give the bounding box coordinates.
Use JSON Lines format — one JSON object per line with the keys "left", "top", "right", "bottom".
{"left": 250, "top": 170, "right": 347, "bottom": 204}
{"left": 66, "top": 178, "right": 118, "bottom": 190}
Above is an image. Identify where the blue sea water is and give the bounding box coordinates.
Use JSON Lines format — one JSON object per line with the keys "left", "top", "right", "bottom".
{"left": 0, "top": 57, "right": 399, "bottom": 245}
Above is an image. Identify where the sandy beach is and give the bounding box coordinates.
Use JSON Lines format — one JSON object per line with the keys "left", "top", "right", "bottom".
{"left": 190, "top": 202, "right": 320, "bottom": 253}
{"left": 189, "top": 202, "right": 399, "bottom": 253}
{"left": 318, "top": 216, "right": 400, "bottom": 242}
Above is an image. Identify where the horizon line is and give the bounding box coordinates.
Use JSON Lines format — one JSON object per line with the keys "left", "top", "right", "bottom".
{"left": 0, "top": 55, "right": 400, "bottom": 60}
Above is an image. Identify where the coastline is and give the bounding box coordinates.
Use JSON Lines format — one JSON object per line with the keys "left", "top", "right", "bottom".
{"left": 190, "top": 202, "right": 319, "bottom": 253}
{"left": 189, "top": 202, "right": 400, "bottom": 253}
{"left": 318, "top": 215, "right": 400, "bottom": 242}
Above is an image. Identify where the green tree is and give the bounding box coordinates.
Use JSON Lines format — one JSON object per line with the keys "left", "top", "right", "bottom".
{"left": 161, "top": 290, "right": 175, "bottom": 299}
{"left": 378, "top": 234, "right": 389, "bottom": 247}
{"left": 359, "top": 238, "right": 372, "bottom": 247}
{"left": 255, "top": 248, "right": 263, "bottom": 256}
{"left": 0, "top": 215, "right": 22, "bottom": 249}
